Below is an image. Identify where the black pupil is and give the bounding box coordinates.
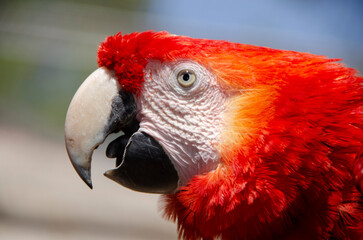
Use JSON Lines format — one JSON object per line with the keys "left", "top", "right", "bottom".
{"left": 182, "top": 72, "right": 190, "bottom": 81}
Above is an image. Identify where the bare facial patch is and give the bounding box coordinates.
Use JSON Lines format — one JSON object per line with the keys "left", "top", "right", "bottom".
{"left": 136, "top": 60, "right": 227, "bottom": 185}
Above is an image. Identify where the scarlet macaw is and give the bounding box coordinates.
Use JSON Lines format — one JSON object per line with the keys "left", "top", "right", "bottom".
{"left": 65, "top": 31, "right": 363, "bottom": 239}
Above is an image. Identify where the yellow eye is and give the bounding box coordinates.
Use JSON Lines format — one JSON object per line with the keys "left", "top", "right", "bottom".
{"left": 177, "top": 69, "right": 196, "bottom": 88}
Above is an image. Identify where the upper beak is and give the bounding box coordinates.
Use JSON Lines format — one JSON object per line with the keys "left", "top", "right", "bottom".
{"left": 64, "top": 67, "right": 179, "bottom": 193}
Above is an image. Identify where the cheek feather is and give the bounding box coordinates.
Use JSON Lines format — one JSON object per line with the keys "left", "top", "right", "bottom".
{"left": 219, "top": 85, "right": 279, "bottom": 166}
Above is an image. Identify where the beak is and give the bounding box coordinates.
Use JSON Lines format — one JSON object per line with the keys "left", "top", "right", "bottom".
{"left": 65, "top": 67, "right": 179, "bottom": 193}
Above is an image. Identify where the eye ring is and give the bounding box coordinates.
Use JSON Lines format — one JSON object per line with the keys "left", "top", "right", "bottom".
{"left": 177, "top": 69, "right": 196, "bottom": 88}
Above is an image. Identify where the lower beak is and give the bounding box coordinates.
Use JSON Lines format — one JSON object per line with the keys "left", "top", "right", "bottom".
{"left": 64, "top": 67, "right": 179, "bottom": 193}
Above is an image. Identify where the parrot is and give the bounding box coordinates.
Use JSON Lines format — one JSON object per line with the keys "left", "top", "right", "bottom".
{"left": 65, "top": 31, "right": 363, "bottom": 240}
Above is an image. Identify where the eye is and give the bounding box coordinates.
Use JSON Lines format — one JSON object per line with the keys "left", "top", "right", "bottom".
{"left": 177, "top": 69, "right": 196, "bottom": 88}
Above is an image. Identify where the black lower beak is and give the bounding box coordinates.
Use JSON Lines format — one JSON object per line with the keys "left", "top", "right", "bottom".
{"left": 105, "top": 131, "right": 179, "bottom": 194}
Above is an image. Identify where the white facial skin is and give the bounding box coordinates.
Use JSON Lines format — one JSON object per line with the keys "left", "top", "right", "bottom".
{"left": 136, "top": 60, "right": 228, "bottom": 185}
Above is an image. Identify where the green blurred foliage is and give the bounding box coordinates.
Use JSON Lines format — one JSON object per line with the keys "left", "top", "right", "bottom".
{"left": 0, "top": 0, "right": 149, "bottom": 136}
{"left": 0, "top": 58, "right": 86, "bottom": 132}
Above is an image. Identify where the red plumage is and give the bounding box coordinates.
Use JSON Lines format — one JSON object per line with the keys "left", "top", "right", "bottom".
{"left": 98, "top": 31, "right": 363, "bottom": 240}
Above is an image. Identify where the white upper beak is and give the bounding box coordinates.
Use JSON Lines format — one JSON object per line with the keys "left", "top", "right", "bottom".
{"left": 64, "top": 67, "right": 121, "bottom": 188}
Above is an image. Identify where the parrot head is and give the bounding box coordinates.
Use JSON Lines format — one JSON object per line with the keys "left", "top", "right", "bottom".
{"left": 65, "top": 31, "right": 363, "bottom": 239}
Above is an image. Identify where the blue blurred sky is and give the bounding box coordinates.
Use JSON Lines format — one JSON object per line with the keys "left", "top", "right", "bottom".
{"left": 147, "top": 0, "right": 363, "bottom": 70}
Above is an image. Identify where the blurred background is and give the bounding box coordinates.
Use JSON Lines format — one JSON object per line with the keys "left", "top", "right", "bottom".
{"left": 0, "top": 0, "right": 362, "bottom": 239}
